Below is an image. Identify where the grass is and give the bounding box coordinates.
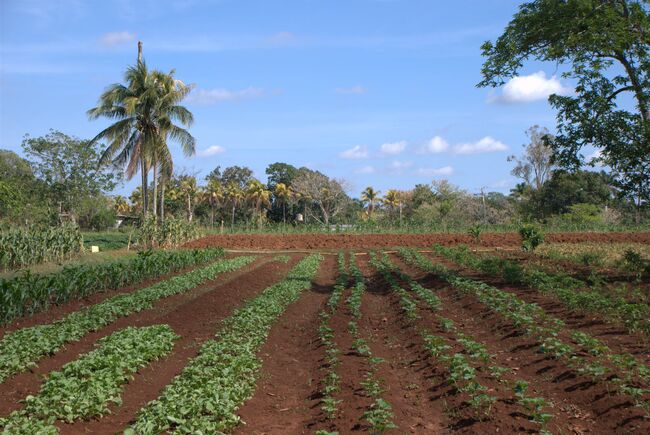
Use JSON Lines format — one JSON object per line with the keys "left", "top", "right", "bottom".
{"left": 82, "top": 231, "right": 132, "bottom": 251}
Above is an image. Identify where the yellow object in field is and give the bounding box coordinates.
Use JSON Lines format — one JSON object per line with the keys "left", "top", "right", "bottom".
{"left": 91, "top": 246, "right": 100, "bottom": 253}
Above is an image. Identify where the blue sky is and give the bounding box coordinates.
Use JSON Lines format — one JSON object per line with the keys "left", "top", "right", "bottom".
{"left": 0, "top": 0, "right": 579, "bottom": 198}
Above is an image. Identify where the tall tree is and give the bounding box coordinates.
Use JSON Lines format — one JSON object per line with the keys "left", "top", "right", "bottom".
{"left": 273, "top": 182, "right": 292, "bottom": 224}
{"left": 384, "top": 189, "right": 404, "bottom": 225}
{"left": 204, "top": 178, "right": 223, "bottom": 228}
{"left": 479, "top": 0, "right": 650, "bottom": 218}
{"left": 225, "top": 182, "right": 244, "bottom": 227}
{"left": 360, "top": 186, "right": 380, "bottom": 219}
{"left": 292, "top": 170, "right": 349, "bottom": 226}
{"left": 88, "top": 48, "right": 195, "bottom": 219}
{"left": 508, "top": 125, "right": 556, "bottom": 190}
{"left": 246, "top": 180, "right": 271, "bottom": 228}
{"left": 21, "top": 130, "right": 120, "bottom": 217}
{"left": 265, "top": 162, "right": 299, "bottom": 190}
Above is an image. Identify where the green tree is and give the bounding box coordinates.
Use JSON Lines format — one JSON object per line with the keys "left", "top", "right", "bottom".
{"left": 265, "top": 162, "right": 299, "bottom": 190}
{"left": 88, "top": 60, "right": 195, "bottom": 219}
{"left": 537, "top": 170, "right": 614, "bottom": 217}
{"left": 21, "top": 130, "right": 120, "bottom": 219}
{"left": 274, "top": 182, "right": 292, "bottom": 224}
{"left": 479, "top": 0, "right": 650, "bottom": 219}
{"left": 361, "top": 186, "right": 381, "bottom": 219}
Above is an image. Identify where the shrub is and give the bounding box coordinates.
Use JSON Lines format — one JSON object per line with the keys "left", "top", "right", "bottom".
{"left": 519, "top": 224, "right": 544, "bottom": 252}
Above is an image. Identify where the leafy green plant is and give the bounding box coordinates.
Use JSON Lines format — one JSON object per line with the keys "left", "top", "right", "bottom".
{"left": 362, "top": 398, "right": 397, "bottom": 433}
{"left": 129, "top": 254, "right": 322, "bottom": 434}
{"left": 518, "top": 224, "right": 544, "bottom": 252}
{"left": 0, "top": 255, "right": 254, "bottom": 384}
{"left": 0, "top": 325, "right": 177, "bottom": 432}
{"left": 468, "top": 225, "right": 483, "bottom": 242}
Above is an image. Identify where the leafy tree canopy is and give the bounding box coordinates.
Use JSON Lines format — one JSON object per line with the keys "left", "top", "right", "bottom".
{"left": 479, "top": 0, "right": 650, "bottom": 204}
{"left": 265, "top": 162, "right": 299, "bottom": 190}
{"left": 22, "top": 130, "right": 121, "bottom": 213}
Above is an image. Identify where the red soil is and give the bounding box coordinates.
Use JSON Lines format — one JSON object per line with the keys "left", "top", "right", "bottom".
{"left": 186, "top": 232, "right": 650, "bottom": 251}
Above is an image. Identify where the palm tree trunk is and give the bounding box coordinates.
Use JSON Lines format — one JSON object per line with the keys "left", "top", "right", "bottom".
{"left": 161, "top": 182, "right": 166, "bottom": 223}
{"left": 211, "top": 200, "right": 215, "bottom": 228}
{"left": 152, "top": 159, "right": 158, "bottom": 221}
{"left": 282, "top": 201, "right": 286, "bottom": 224}
{"left": 187, "top": 194, "right": 192, "bottom": 222}
{"left": 231, "top": 204, "right": 236, "bottom": 228}
{"left": 141, "top": 159, "right": 149, "bottom": 218}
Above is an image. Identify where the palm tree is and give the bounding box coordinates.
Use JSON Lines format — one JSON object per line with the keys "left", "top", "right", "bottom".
{"left": 203, "top": 179, "right": 223, "bottom": 228}
{"left": 114, "top": 195, "right": 130, "bottom": 215}
{"left": 246, "top": 180, "right": 271, "bottom": 228}
{"left": 178, "top": 175, "right": 198, "bottom": 222}
{"left": 383, "top": 189, "right": 404, "bottom": 226}
{"left": 225, "top": 182, "right": 244, "bottom": 228}
{"left": 129, "top": 187, "right": 143, "bottom": 215}
{"left": 149, "top": 70, "right": 195, "bottom": 220}
{"left": 274, "top": 182, "right": 292, "bottom": 224}
{"left": 361, "top": 186, "right": 380, "bottom": 219}
{"left": 88, "top": 56, "right": 195, "bottom": 220}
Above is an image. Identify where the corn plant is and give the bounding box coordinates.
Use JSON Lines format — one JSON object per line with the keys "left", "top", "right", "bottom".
{"left": 0, "top": 248, "right": 224, "bottom": 324}
{"left": 0, "top": 224, "right": 83, "bottom": 270}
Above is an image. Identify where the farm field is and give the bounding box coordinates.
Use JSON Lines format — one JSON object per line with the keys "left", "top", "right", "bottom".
{"left": 0, "top": 234, "right": 648, "bottom": 434}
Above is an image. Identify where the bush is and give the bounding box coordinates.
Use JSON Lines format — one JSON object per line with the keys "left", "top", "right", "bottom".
{"left": 519, "top": 224, "right": 544, "bottom": 252}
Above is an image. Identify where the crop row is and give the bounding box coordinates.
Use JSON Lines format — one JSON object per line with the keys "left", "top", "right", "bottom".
{"left": 0, "top": 255, "right": 255, "bottom": 384}
{"left": 370, "top": 253, "right": 555, "bottom": 431}
{"left": 434, "top": 244, "right": 650, "bottom": 333}
{"left": 127, "top": 254, "right": 323, "bottom": 434}
{"left": 345, "top": 255, "right": 397, "bottom": 433}
{"left": 317, "top": 252, "right": 348, "bottom": 421}
{"left": 0, "top": 247, "right": 225, "bottom": 324}
{"left": 0, "top": 325, "right": 178, "bottom": 434}
{"left": 0, "top": 225, "right": 83, "bottom": 270}
{"left": 399, "top": 248, "right": 650, "bottom": 414}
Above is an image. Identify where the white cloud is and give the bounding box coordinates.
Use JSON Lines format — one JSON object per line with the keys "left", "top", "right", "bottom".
{"left": 339, "top": 145, "right": 369, "bottom": 159}
{"left": 197, "top": 145, "right": 226, "bottom": 157}
{"left": 99, "top": 31, "right": 136, "bottom": 47}
{"left": 421, "top": 136, "right": 449, "bottom": 154}
{"left": 187, "top": 87, "right": 265, "bottom": 105}
{"left": 388, "top": 160, "right": 413, "bottom": 175}
{"left": 453, "top": 136, "right": 508, "bottom": 155}
{"left": 380, "top": 140, "right": 406, "bottom": 155}
{"left": 492, "top": 71, "right": 572, "bottom": 104}
{"left": 417, "top": 166, "right": 454, "bottom": 177}
{"left": 355, "top": 165, "right": 376, "bottom": 174}
{"left": 336, "top": 85, "right": 367, "bottom": 95}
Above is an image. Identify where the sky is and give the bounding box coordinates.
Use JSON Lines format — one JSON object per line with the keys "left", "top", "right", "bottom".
{"left": 0, "top": 0, "right": 584, "bottom": 198}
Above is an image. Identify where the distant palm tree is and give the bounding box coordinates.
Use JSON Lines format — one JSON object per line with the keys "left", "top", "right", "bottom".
{"left": 204, "top": 178, "right": 223, "bottom": 228}
{"left": 225, "top": 182, "right": 244, "bottom": 228}
{"left": 361, "top": 186, "right": 380, "bottom": 219}
{"left": 178, "top": 176, "right": 198, "bottom": 222}
{"left": 247, "top": 180, "right": 271, "bottom": 228}
{"left": 383, "top": 189, "right": 404, "bottom": 225}
{"left": 129, "top": 187, "right": 143, "bottom": 215}
{"left": 274, "top": 182, "right": 292, "bottom": 224}
{"left": 114, "top": 195, "right": 131, "bottom": 215}
{"left": 88, "top": 59, "right": 195, "bottom": 219}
